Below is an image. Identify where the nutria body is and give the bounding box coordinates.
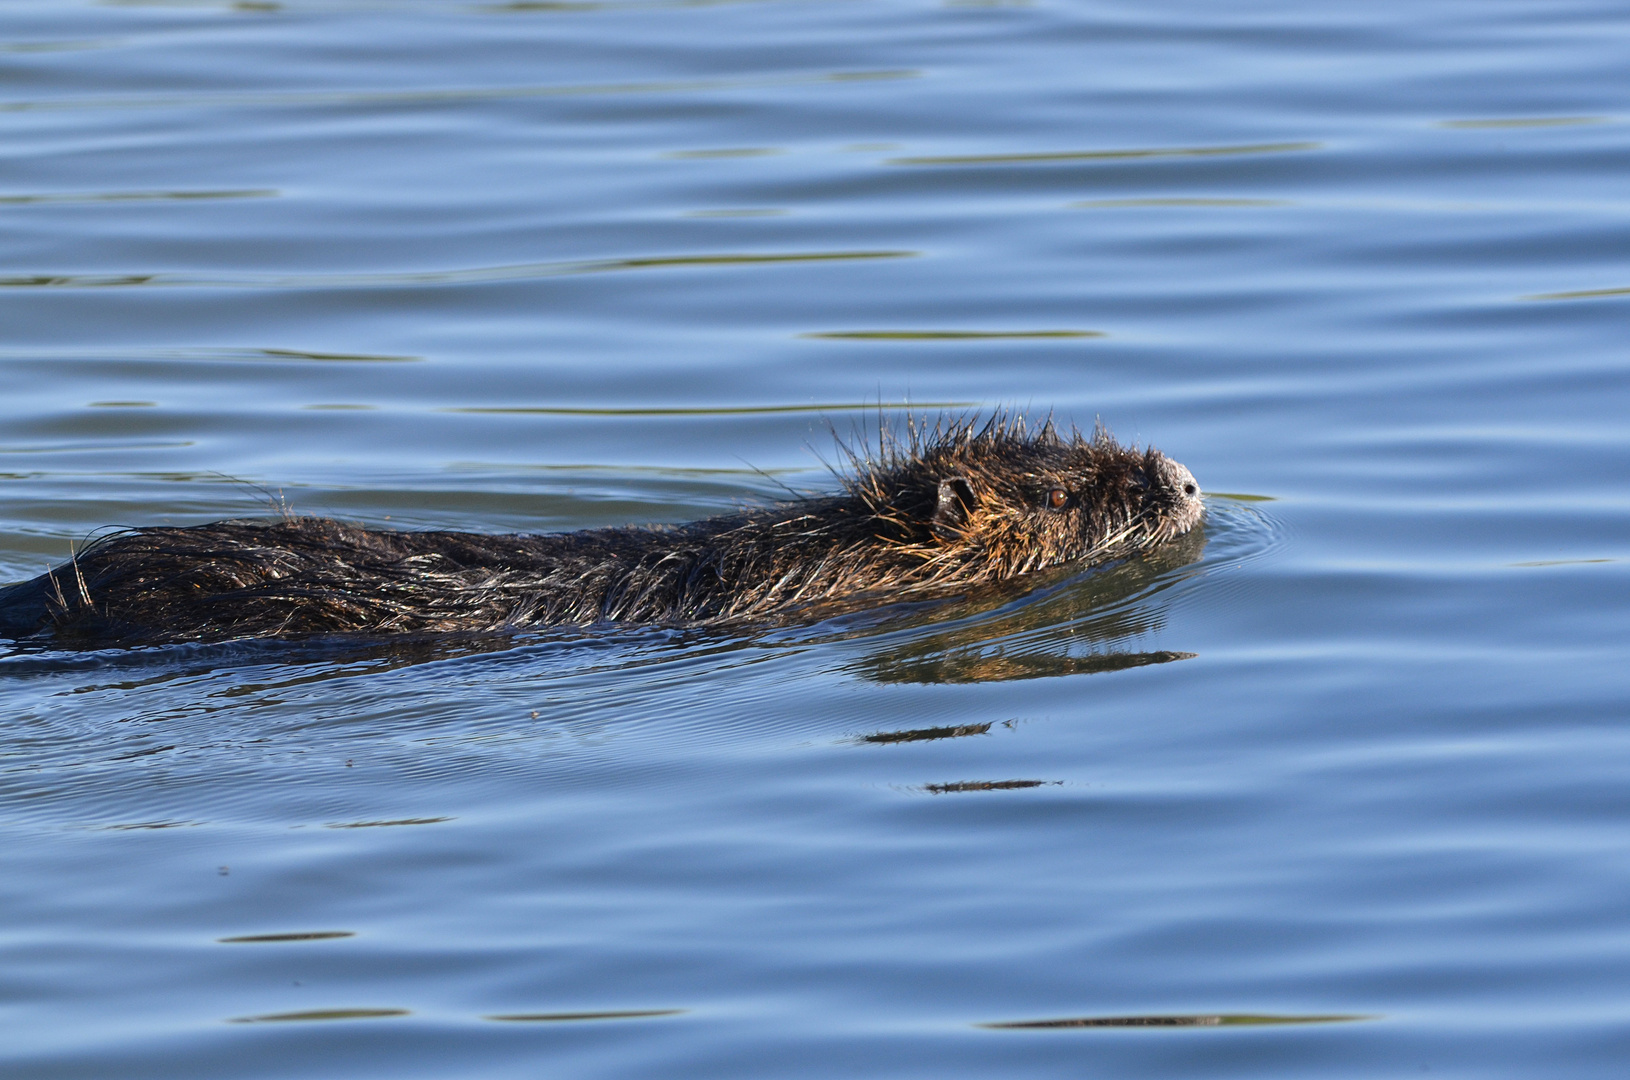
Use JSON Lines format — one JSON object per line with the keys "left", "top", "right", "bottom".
{"left": 0, "top": 417, "right": 1201, "bottom": 647}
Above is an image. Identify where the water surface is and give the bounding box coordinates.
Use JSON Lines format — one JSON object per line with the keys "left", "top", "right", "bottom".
{"left": 3, "top": 1, "right": 1629, "bottom": 1077}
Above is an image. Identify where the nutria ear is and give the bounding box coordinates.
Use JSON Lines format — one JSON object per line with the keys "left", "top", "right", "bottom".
{"left": 931, "top": 476, "right": 976, "bottom": 540}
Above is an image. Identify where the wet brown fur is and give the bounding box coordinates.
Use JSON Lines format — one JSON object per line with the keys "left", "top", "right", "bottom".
{"left": 0, "top": 415, "right": 1202, "bottom": 646}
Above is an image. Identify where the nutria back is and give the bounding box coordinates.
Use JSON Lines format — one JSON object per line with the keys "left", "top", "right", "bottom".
{"left": 0, "top": 416, "right": 1202, "bottom": 646}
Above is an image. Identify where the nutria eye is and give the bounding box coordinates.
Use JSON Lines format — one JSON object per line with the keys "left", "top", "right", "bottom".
{"left": 1183, "top": 483, "right": 1197, "bottom": 496}
{"left": 1048, "top": 488, "right": 1068, "bottom": 509}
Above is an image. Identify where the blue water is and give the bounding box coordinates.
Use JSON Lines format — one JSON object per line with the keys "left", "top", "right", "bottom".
{"left": 3, "top": 1, "right": 1629, "bottom": 1076}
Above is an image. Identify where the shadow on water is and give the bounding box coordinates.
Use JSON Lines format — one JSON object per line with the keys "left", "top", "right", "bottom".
{"left": 0, "top": 627, "right": 572, "bottom": 687}
{"left": 862, "top": 722, "right": 992, "bottom": 744}
{"left": 924, "top": 779, "right": 1059, "bottom": 793}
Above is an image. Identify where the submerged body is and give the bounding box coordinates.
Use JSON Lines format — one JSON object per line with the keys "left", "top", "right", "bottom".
{"left": 0, "top": 417, "right": 1202, "bottom": 646}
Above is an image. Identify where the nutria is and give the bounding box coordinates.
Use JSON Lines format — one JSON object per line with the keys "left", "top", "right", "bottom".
{"left": 0, "top": 415, "right": 1202, "bottom": 647}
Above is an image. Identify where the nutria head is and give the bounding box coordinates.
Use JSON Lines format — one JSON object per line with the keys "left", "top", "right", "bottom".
{"left": 844, "top": 415, "right": 1203, "bottom": 585}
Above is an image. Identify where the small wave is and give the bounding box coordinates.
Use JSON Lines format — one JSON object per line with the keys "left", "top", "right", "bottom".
{"left": 889, "top": 141, "right": 1321, "bottom": 167}
{"left": 0, "top": 250, "right": 916, "bottom": 291}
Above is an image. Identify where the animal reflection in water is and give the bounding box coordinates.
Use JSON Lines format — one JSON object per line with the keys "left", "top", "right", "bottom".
{"left": 849, "top": 523, "right": 1204, "bottom": 688}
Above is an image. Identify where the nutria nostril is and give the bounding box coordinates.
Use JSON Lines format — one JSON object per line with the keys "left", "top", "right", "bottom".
{"left": 0, "top": 414, "right": 1203, "bottom": 646}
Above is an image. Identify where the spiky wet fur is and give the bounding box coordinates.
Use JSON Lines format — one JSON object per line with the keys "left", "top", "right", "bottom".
{"left": 0, "top": 415, "right": 1203, "bottom": 646}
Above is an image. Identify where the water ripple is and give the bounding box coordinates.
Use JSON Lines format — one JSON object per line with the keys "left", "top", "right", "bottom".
{"left": 888, "top": 141, "right": 1321, "bottom": 167}
{"left": 0, "top": 69, "right": 917, "bottom": 114}
{"left": 0, "top": 189, "right": 277, "bottom": 206}
{"left": 0, "top": 250, "right": 917, "bottom": 291}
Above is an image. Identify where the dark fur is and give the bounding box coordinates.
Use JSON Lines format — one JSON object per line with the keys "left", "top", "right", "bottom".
{"left": 0, "top": 416, "right": 1202, "bottom": 646}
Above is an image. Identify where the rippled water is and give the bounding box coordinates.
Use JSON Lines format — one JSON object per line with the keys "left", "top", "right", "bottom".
{"left": 4, "top": 1, "right": 1629, "bottom": 1076}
